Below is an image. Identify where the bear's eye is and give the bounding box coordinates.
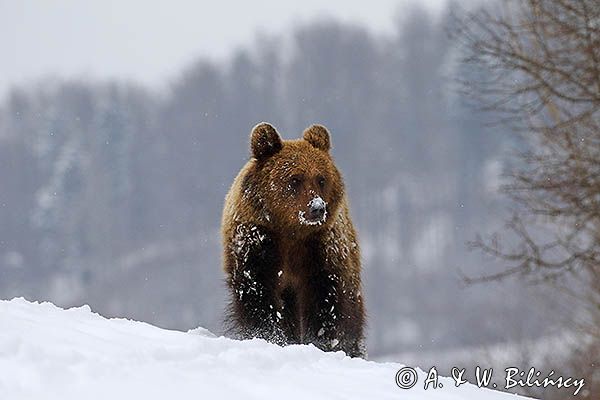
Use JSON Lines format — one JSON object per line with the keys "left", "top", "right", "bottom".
{"left": 317, "top": 176, "right": 326, "bottom": 189}
{"left": 289, "top": 176, "right": 302, "bottom": 191}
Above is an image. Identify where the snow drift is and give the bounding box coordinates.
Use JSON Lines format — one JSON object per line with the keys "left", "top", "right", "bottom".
{"left": 0, "top": 298, "right": 531, "bottom": 399}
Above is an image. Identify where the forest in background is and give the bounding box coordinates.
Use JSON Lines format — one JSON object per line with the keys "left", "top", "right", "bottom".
{"left": 0, "top": 3, "right": 565, "bottom": 365}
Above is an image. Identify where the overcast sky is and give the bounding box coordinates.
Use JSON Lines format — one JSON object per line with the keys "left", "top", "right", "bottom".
{"left": 1, "top": 0, "right": 446, "bottom": 98}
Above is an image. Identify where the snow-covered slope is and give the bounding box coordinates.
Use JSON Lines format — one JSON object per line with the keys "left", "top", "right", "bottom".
{"left": 0, "top": 298, "right": 531, "bottom": 400}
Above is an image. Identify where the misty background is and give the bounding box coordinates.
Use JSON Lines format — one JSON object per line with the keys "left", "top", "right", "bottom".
{"left": 0, "top": 0, "right": 570, "bottom": 374}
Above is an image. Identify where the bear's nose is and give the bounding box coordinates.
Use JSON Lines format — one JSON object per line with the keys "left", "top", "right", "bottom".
{"left": 307, "top": 197, "right": 326, "bottom": 220}
{"left": 308, "top": 204, "right": 325, "bottom": 220}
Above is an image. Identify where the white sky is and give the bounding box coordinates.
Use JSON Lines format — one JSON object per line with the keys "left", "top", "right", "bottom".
{"left": 1, "top": 0, "right": 446, "bottom": 98}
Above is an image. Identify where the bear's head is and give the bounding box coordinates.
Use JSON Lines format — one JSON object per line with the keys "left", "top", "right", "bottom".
{"left": 245, "top": 122, "right": 344, "bottom": 235}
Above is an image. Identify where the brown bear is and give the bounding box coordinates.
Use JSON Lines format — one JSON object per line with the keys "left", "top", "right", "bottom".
{"left": 222, "top": 122, "right": 366, "bottom": 358}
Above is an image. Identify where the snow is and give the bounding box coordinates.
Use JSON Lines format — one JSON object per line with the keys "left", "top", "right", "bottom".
{"left": 0, "top": 298, "right": 533, "bottom": 400}
{"left": 308, "top": 196, "right": 326, "bottom": 211}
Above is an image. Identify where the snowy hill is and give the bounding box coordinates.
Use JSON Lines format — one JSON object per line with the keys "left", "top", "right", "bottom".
{"left": 0, "top": 298, "right": 533, "bottom": 400}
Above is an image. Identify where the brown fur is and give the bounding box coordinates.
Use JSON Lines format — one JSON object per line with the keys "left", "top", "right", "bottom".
{"left": 222, "top": 122, "right": 366, "bottom": 358}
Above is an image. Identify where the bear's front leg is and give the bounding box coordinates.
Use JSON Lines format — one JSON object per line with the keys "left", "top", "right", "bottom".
{"left": 304, "top": 239, "right": 366, "bottom": 358}
{"left": 225, "top": 223, "right": 285, "bottom": 344}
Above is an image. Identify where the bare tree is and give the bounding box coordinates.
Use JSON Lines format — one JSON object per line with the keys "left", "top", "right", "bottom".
{"left": 455, "top": 0, "right": 600, "bottom": 396}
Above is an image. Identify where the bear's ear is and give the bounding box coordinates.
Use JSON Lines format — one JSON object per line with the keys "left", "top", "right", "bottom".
{"left": 303, "top": 124, "right": 331, "bottom": 152}
{"left": 251, "top": 122, "right": 283, "bottom": 160}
